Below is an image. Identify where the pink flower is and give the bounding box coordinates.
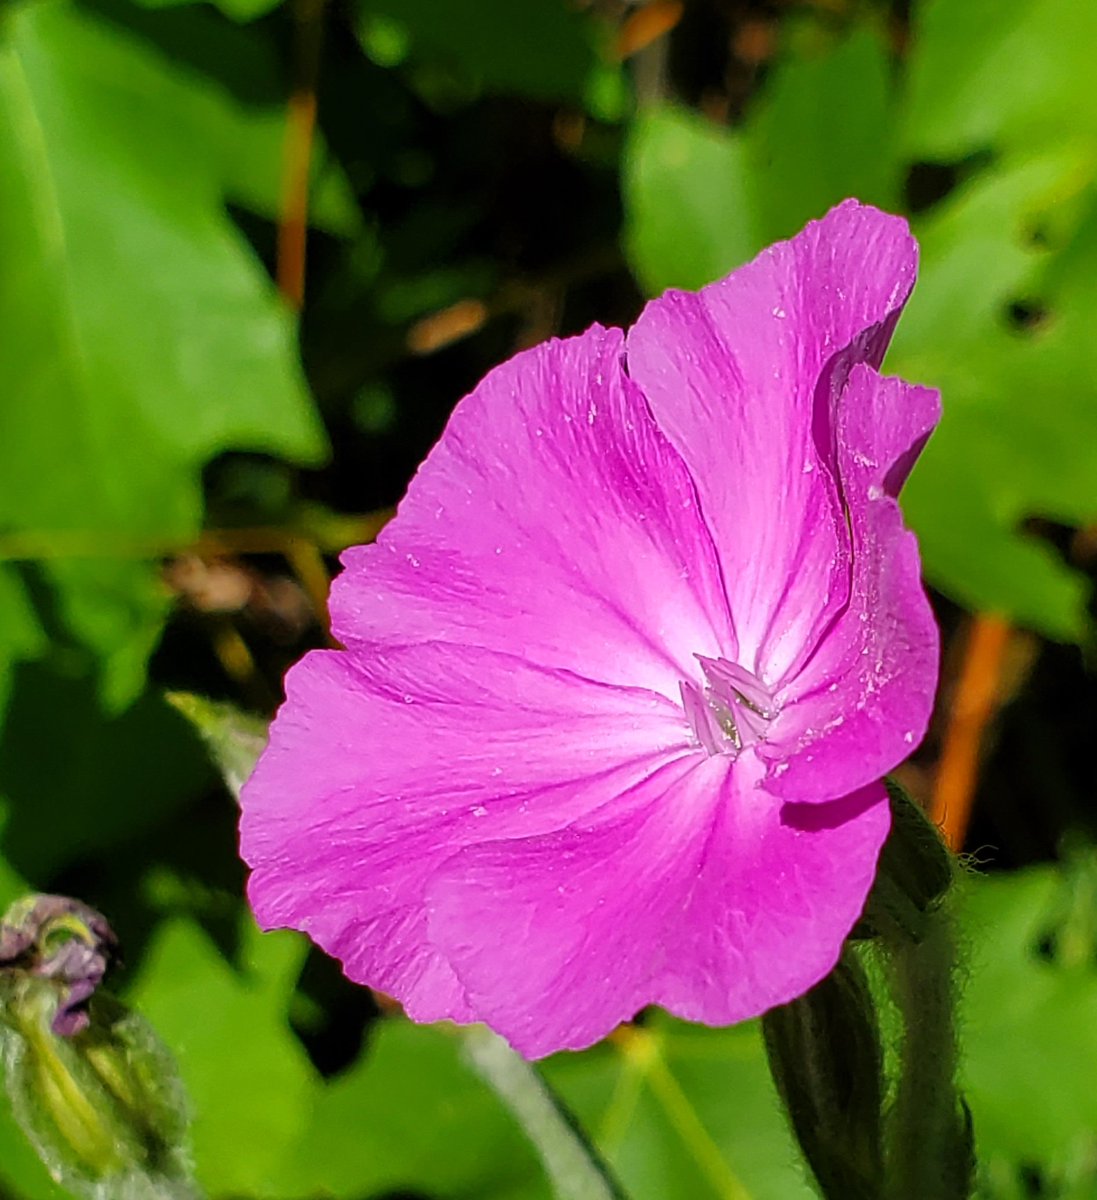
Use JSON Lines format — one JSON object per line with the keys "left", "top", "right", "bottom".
{"left": 240, "top": 201, "right": 940, "bottom": 1058}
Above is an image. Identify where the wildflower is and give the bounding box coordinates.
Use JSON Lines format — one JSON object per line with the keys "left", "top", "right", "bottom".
{"left": 240, "top": 201, "right": 939, "bottom": 1058}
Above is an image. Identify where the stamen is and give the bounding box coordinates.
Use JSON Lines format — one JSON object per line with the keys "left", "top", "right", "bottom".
{"left": 696, "top": 656, "right": 778, "bottom": 719}
{"left": 682, "top": 657, "right": 778, "bottom": 758}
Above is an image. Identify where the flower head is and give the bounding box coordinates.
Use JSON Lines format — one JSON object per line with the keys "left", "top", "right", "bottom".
{"left": 240, "top": 201, "right": 940, "bottom": 1058}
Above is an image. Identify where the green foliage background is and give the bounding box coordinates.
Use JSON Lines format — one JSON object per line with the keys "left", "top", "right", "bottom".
{"left": 2, "top": 0, "right": 1097, "bottom": 1196}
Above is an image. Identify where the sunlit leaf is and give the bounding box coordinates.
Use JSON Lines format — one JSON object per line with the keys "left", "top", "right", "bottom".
{"left": 625, "top": 30, "right": 897, "bottom": 294}
{"left": 891, "top": 148, "right": 1097, "bottom": 638}
{"left": 279, "top": 1020, "right": 550, "bottom": 1199}
{"left": 126, "top": 915, "right": 317, "bottom": 1197}
{"left": 545, "top": 1016, "right": 814, "bottom": 1200}
{"left": 903, "top": 0, "right": 1097, "bottom": 158}
{"left": 958, "top": 864, "right": 1097, "bottom": 1184}
{"left": 0, "top": 0, "right": 328, "bottom": 699}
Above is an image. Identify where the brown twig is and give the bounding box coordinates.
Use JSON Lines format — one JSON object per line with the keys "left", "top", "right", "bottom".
{"left": 276, "top": 0, "right": 327, "bottom": 309}
{"left": 615, "top": 0, "right": 683, "bottom": 60}
{"left": 929, "top": 613, "right": 1014, "bottom": 851}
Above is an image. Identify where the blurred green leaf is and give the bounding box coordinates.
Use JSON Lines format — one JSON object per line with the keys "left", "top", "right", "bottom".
{"left": 903, "top": 0, "right": 1097, "bottom": 159}
{"left": 0, "top": 665, "right": 210, "bottom": 881}
{"left": 279, "top": 1020, "right": 550, "bottom": 1199}
{"left": 625, "top": 105, "right": 756, "bottom": 294}
{"left": 958, "top": 864, "right": 1097, "bottom": 1185}
{"left": 0, "top": 1085, "right": 68, "bottom": 1200}
{"left": 744, "top": 27, "right": 899, "bottom": 244}
{"left": 545, "top": 1015, "right": 814, "bottom": 1200}
{"left": 625, "top": 30, "right": 897, "bottom": 294}
{"left": 357, "top": 0, "right": 609, "bottom": 104}
{"left": 890, "top": 148, "right": 1097, "bottom": 638}
{"left": 131, "top": 0, "right": 284, "bottom": 25}
{"left": 127, "top": 914, "right": 317, "bottom": 1197}
{"left": 0, "top": 0, "right": 328, "bottom": 700}
{"left": 0, "top": 570, "right": 45, "bottom": 721}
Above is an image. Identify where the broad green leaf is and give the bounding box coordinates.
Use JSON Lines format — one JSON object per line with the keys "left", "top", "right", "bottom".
{"left": 891, "top": 148, "right": 1097, "bottom": 638}
{"left": 0, "top": 0, "right": 326, "bottom": 530}
{"left": 0, "top": 0, "right": 328, "bottom": 700}
{"left": 903, "top": 0, "right": 1097, "bottom": 158}
{"left": 743, "top": 27, "right": 899, "bottom": 244}
{"left": 625, "top": 30, "right": 897, "bottom": 294}
{"left": 545, "top": 1016, "right": 814, "bottom": 1200}
{"left": 279, "top": 1020, "right": 549, "bottom": 1199}
{"left": 97, "top": 0, "right": 360, "bottom": 235}
{"left": 624, "top": 106, "right": 756, "bottom": 294}
{"left": 126, "top": 914, "right": 317, "bottom": 1197}
{"left": 957, "top": 864, "right": 1097, "bottom": 1181}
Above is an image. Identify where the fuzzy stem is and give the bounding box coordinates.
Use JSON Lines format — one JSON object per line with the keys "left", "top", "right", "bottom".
{"left": 462, "top": 1026, "right": 628, "bottom": 1200}
{"left": 884, "top": 902, "right": 973, "bottom": 1200}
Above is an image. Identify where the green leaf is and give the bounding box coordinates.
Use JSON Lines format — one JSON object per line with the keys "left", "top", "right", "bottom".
{"left": 131, "top": 0, "right": 284, "bottom": 25}
{"left": 0, "top": 1084, "right": 69, "bottom": 1200}
{"left": 0, "top": 666, "right": 211, "bottom": 881}
{"left": 624, "top": 106, "right": 757, "bottom": 294}
{"left": 357, "top": 0, "right": 608, "bottom": 105}
{"left": 957, "top": 864, "right": 1097, "bottom": 1182}
{"left": 279, "top": 1020, "right": 549, "bottom": 1199}
{"left": 624, "top": 30, "right": 898, "bottom": 295}
{"left": 903, "top": 0, "right": 1097, "bottom": 159}
{"left": 545, "top": 1015, "right": 814, "bottom": 1200}
{"left": 891, "top": 147, "right": 1097, "bottom": 638}
{"left": 742, "top": 27, "right": 899, "bottom": 245}
{"left": 0, "top": 0, "right": 326, "bottom": 529}
{"left": 126, "top": 914, "right": 318, "bottom": 1197}
{"left": 0, "top": 0, "right": 329, "bottom": 699}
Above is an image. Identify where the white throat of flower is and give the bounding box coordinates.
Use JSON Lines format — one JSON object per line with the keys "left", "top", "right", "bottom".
{"left": 680, "top": 655, "right": 778, "bottom": 758}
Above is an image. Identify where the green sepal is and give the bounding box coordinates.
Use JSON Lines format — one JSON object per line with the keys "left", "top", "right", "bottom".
{"left": 762, "top": 949, "right": 885, "bottom": 1200}
{"left": 852, "top": 779, "right": 955, "bottom": 946}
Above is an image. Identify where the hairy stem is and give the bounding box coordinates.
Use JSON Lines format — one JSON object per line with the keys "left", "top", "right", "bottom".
{"left": 462, "top": 1027, "right": 628, "bottom": 1200}
{"left": 885, "top": 908, "right": 973, "bottom": 1200}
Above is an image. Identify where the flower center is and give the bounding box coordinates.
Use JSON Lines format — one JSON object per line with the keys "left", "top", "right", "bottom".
{"left": 680, "top": 656, "right": 777, "bottom": 759}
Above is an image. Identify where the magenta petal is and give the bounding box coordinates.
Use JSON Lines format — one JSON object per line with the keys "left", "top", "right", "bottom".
{"left": 239, "top": 203, "right": 940, "bottom": 1058}
{"left": 329, "top": 324, "right": 734, "bottom": 698}
{"left": 429, "top": 757, "right": 890, "bottom": 1058}
{"left": 240, "top": 642, "right": 692, "bottom": 1023}
{"left": 625, "top": 200, "right": 918, "bottom": 683}
{"left": 761, "top": 366, "right": 941, "bottom": 803}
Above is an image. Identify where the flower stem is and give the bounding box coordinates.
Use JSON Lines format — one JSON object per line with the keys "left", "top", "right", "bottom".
{"left": 462, "top": 1026, "right": 629, "bottom": 1200}
{"left": 885, "top": 907, "right": 973, "bottom": 1200}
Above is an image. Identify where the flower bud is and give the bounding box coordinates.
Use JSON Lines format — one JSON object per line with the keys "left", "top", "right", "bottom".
{"left": 762, "top": 950, "right": 885, "bottom": 1200}
{"left": 853, "top": 779, "right": 955, "bottom": 947}
{"left": 0, "top": 895, "right": 197, "bottom": 1199}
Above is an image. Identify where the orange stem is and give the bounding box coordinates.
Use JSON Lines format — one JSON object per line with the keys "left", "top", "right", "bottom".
{"left": 276, "top": 0, "right": 326, "bottom": 309}
{"left": 929, "top": 613, "right": 1013, "bottom": 850}
{"left": 616, "top": 0, "right": 683, "bottom": 60}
